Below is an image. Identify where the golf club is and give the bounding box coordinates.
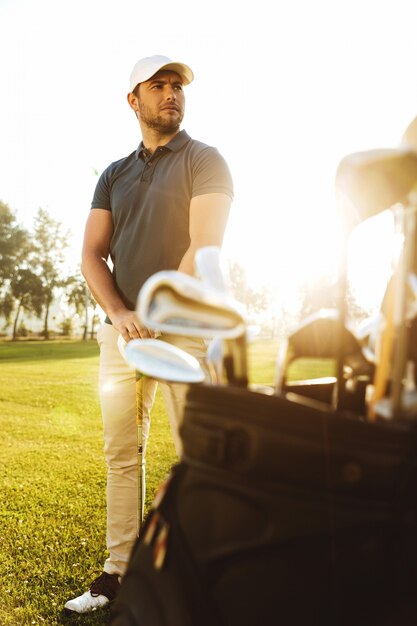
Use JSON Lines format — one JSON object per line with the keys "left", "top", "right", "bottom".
{"left": 117, "top": 334, "right": 147, "bottom": 535}
{"left": 118, "top": 336, "right": 206, "bottom": 533}
{"left": 372, "top": 203, "right": 417, "bottom": 419}
{"left": 194, "top": 245, "right": 229, "bottom": 293}
{"left": 194, "top": 246, "right": 246, "bottom": 386}
{"left": 274, "top": 309, "right": 373, "bottom": 407}
{"left": 137, "top": 271, "right": 245, "bottom": 337}
{"left": 194, "top": 246, "right": 228, "bottom": 386}
{"left": 123, "top": 337, "right": 206, "bottom": 384}
{"left": 336, "top": 148, "right": 417, "bottom": 419}
{"left": 206, "top": 337, "right": 224, "bottom": 384}
{"left": 336, "top": 148, "right": 417, "bottom": 232}
{"left": 137, "top": 270, "right": 248, "bottom": 387}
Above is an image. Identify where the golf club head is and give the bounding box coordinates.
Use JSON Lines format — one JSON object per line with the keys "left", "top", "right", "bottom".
{"left": 281, "top": 309, "right": 366, "bottom": 357}
{"left": 137, "top": 270, "right": 246, "bottom": 339}
{"left": 117, "top": 336, "right": 205, "bottom": 383}
{"left": 400, "top": 115, "right": 417, "bottom": 152}
{"left": 194, "top": 246, "right": 229, "bottom": 292}
{"left": 398, "top": 119, "right": 417, "bottom": 275}
{"left": 274, "top": 309, "right": 373, "bottom": 394}
{"left": 336, "top": 148, "right": 417, "bottom": 232}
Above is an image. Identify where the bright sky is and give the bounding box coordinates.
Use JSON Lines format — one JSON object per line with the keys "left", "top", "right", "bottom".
{"left": 1, "top": 0, "right": 417, "bottom": 315}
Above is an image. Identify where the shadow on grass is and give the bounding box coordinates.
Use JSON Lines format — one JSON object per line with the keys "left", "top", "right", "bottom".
{"left": 58, "top": 606, "right": 112, "bottom": 625}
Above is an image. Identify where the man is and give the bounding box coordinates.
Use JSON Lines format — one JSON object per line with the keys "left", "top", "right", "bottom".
{"left": 64, "top": 55, "right": 233, "bottom": 614}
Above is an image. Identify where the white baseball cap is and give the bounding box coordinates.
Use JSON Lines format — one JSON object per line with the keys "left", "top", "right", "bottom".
{"left": 129, "top": 55, "right": 194, "bottom": 91}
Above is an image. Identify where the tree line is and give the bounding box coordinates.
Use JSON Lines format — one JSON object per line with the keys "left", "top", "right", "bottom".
{"left": 0, "top": 201, "right": 98, "bottom": 341}
{"left": 0, "top": 200, "right": 276, "bottom": 342}
{"left": 1, "top": 199, "right": 369, "bottom": 343}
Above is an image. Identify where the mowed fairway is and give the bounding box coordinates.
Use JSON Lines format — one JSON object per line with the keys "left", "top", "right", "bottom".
{"left": 0, "top": 338, "right": 332, "bottom": 625}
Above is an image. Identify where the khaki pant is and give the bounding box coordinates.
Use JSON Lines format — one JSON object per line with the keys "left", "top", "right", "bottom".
{"left": 96, "top": 322, "right": 207, "bottom": 576}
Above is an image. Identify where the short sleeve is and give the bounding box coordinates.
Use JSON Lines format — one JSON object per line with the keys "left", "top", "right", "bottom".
{"left": 192, "top": 148, "right": 234, "bottom": 200}
{"left": 91, "top": 168, "right": 112, "bottom": 210}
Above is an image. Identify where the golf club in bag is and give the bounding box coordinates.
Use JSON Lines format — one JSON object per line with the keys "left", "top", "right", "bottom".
{"left": 194, "top": 245, "right": 229, "bottom": 385}
{"left": 111, "top": 144, "right": 417, "bottom": 624}
{"left": 137, "top": 270, "right": 248, "bottom": 388}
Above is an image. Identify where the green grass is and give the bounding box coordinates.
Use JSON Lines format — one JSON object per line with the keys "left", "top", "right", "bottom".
{"left": 0, "top": 338, "right": 334, "bottom": 625}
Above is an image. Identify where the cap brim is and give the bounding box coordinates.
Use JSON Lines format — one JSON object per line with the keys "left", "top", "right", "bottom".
{"left": 156, "top": 62, "right": 194, "bottom": 86}
{"left": 129, "top": 60, "right": 194, "bottom": 92}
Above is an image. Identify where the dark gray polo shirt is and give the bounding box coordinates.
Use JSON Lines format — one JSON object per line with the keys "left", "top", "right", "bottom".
{"left": 91, "top": 130, "right": 233, "bottom": 311}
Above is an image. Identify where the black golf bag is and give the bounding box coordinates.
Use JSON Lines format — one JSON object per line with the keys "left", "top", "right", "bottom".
{"left": 110, "top": 383, "right": 417, "bottom": 626}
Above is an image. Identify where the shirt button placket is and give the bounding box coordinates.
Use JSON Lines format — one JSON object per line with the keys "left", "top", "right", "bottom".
{"left": 141, "top": 158, "right": 153, "bottom": 183}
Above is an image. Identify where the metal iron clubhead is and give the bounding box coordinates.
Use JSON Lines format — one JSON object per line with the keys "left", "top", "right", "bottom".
{"left": 274, "top": 309, "right": 372, "bottom": 394}
{"left": 137, "top": 270, "right": 246, "bottom": 339}
{"left": 118, "top": 336, "right": 205, "bottom": 383}
{"left": 336, "top": 148, "right": 417, "bottom": 231}
{"left": 400, "top": 115, "right": 417, "bottom": 152}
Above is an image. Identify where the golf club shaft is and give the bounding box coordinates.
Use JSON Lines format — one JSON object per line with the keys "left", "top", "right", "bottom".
{"left": 195, "top": 246, "right": 228, "bottom": 292}
{"left": 368, "top": 299, "right": 394, "bottom": 420}
{"left": 224, "top": 335, "right": 248, "bottom": 387}
{"left": 195, "top": 248, "right": 248, "bottom": 387}
{"left": 392, "top": 207, "right": 416, "bottom": 415}
{"left": 136, "top": 374, "right": 145, "bottom": 535}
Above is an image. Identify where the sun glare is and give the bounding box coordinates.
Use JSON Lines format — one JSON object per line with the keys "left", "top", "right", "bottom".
{"left": 347, "top": 210, "right": 395, "bottom": 313}
{"left": 225, "top": 199, "right": 399, "bottom": 323}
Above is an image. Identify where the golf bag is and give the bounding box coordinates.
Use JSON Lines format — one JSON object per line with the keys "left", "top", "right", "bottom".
{"left": 110, "top": 384, "right": 417, "bottom": 626}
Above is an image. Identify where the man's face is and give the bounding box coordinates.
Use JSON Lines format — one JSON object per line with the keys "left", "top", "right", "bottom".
{"left": 135, "top": 70, "right": 185, "bottom": 133}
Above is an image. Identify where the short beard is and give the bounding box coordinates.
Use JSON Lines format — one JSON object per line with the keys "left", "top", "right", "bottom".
{"left": 138, "top": 101, "right": 183, "bottom": 134}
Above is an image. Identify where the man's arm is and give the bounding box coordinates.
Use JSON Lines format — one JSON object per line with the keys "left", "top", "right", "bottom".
{"left": 177, "top": 192, "right": 231, "bottom": 275}
{"left": 81, "top": 209, "right": 154, "bottom": 341}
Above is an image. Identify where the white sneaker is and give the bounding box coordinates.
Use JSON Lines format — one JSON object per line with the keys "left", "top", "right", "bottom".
{"left": 64, "top": 591, "right": 110, "bottom": 613}
{"left": 64, "top": 572, "right": 121, "bottom": 614}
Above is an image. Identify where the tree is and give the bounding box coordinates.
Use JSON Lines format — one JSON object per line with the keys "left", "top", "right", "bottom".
{"left": 0, "top": 201, "right": 31, "bottom": 284}
{"left": 66, "top": 271, "right": 98, "bottom": 340}
{"left": 0, "top": 292, "right": 15, "bottom": 327}
{"left": 32, "top": 208, "right": 70, "bottom": 339}
{"left": 10, "top": 269, "right": 43, "bottom": 340}
{"left": 0, "top": 201, "right": 33, "bottom": 330}
{"left": 0, "top": 201, "right": 33, "bottom": 323}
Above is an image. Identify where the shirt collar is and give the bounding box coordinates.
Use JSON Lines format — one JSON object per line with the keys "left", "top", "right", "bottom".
{"left": 135, "top": 130, "right": 190, "bottom": 160}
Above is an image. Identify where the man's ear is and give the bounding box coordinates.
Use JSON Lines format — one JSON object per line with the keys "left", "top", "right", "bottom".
{"left": 127, "top": 91, "right": 139, "bottom": 113}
